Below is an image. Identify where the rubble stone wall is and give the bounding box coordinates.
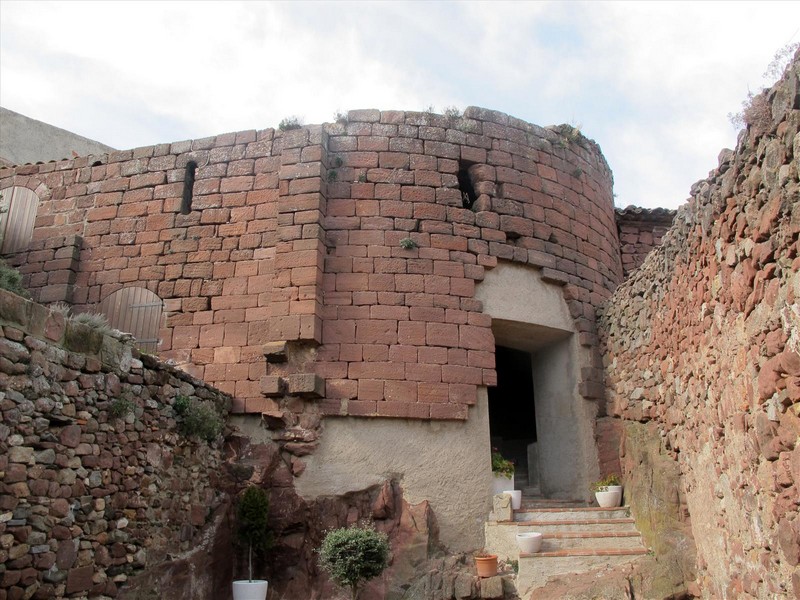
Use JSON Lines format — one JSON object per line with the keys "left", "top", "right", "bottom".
{"left": 0, "top": 107, "right": 621, "bottom": 422}
{"left": 0, "top": 289, "right": 233, "bottom": 600}
{"left": 600, "top": 56, "right": 800, "bottom": 598}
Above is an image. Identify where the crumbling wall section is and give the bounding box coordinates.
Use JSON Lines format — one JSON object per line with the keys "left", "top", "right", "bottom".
{"left": 600, "top": 55, "right": 800, "bottom": 598}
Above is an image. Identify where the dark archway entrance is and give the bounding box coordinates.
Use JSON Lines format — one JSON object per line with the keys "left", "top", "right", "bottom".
{"left": 488, "top": 345, "right": 537, "bottom": 491}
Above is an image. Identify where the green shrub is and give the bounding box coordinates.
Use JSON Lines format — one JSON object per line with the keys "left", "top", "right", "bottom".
{"left": 318, "top": 526, "right": 389, "bottom": 600}
{"left": 491, "top": 449, "right": 515, "bottom": 477}
{"left": 443, "top": 105, "right": 462, "bottom": 119}
{"left": 278, "top": 116, "right": 303, "bottom": 131}
{"left": 236, "top": 486, "right": 272, "bottom": 581}
{"left": 591, "top": 473, "right": 621, "bottom": 492}
{"left": 109, "top": 398, "right": 135, "bottom": 419}
{"left": 175, "top": 396, "right": 223, "bottom": 442}
{"left": 173, "top": 395, "right": 191, "bottom": 415}
{"left": 72, "top": 311, "right": 113, "bottom": 336}
{"left": 0, "top": 260, "right": 29, "bottom": 298}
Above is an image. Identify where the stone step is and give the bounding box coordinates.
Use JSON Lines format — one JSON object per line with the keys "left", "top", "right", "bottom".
{"left": 520, "top": 547, "right": 649, "bottom": 558}
{"left": 511, "top": 517, "right": 637, "bottom": 533}
{"left": 486, "top": 497, "right": 647, "bottom": 598}
{"left": 514, "top": 506, "right": 630, "bottom": 522}
{"left": 539, "top": 531, "right": 644, "bottom": 552}
{"left": 485, "top": 522, "right": 644, "bottom": 559}
{"left": 517, "top": 550, "right": 648, "bottom": 598}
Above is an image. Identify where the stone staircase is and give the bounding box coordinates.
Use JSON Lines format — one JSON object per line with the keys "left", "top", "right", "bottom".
{"left": 485, "top": 490, "right": 648, "bottom": 598}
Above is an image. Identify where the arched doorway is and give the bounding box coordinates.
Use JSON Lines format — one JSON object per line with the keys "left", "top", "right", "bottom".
{"left": 99, "top": 287, "right": 164, "bottom": 353}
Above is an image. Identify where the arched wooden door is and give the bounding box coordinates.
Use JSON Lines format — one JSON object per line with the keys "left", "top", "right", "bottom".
{"left": 99, "top": 287, "right": 163, "bottom": 353}
{"left": 0, "top": 186, "right": 39, "bottom": 254}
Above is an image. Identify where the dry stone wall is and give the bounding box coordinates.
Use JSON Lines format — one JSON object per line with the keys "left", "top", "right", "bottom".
{"left": 0, "top": 107, "right": 622, "bottom": 424}
{"left": 0, "top": 289, "right": 233, "bottom": 600}
{"left": 0, "top": 287, "right": 506, "bottom": 600}
{"left": 600, "top": 55, "right": 800, "bottom": 598}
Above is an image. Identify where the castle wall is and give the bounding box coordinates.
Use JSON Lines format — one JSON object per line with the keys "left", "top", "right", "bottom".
{"left": 0, "top": 107, "right": 625, "bottom": 557}
{"left": 0, "top": 108, "right": 622, "bottom": 424}
{"left": 600, "top": 55, "right": 800, "bottom": 598}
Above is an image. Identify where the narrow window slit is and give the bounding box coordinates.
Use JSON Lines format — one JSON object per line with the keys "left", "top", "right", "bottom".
{"left": 457, "top": 160, "right": 477, "bottom": 209}
{"left": 181, "top": 161, "right": 197, "bottom": 215}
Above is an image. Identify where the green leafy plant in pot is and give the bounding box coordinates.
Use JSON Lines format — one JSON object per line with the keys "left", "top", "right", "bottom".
{"left": 318, "top": 526, "right": 389, "bottom": 600}
{"left": 591, "top": 474, "right": 623, "bottom": 508}
{"left": 233, "top": 486, "right": 272, "bottom": 600}
{"left": 491, "top": 448, "right": 515, "bottom": 496}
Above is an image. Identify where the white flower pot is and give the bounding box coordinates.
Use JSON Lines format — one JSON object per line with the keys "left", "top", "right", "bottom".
{"left": 492, "top": 473, "right": 514, "bottom": 496}
{"left": 504, "top": 489, "right": 521, "bottom": 510}
{"left": 516, "top": 532, "right": 542, "bottom": 554}
{"left": 232, "top": 580, "right": 269, "bottom": 600}
{"left": 594, "top": 485, "right": 623, "bottom": 508}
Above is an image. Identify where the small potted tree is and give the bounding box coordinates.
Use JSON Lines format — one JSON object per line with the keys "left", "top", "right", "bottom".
{"left": 318, "top": 526, "right": 390, "bottom": 600}
{"left": 592, "top": 474, "right": 623, "bottom": 508}
{"left": 233, "top": 486, "right": 272, "bottom": 600}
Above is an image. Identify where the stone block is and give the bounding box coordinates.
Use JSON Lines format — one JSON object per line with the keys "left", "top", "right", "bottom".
{"left": 480, "top": 576, "right": 503, "bottom": 599}
{"left": 260, "top": 376, "right": 283, "bottom": 397}
{"left": 492, "top": 493, "right": 513, "bottom": 522}
{"left": 454, "top": 573, "right": 474, "bottom": 599}
{"left": 262, "top": 341, "right": 288, "bottom": 363}
{"left": 0, "top": 290, "right": 28, "bottom": 327}
{"left": 65, "top": 565, "right": 94, "bottom": 594}
{"left": 285, "top": 373, "right": 325, "bottom": 398}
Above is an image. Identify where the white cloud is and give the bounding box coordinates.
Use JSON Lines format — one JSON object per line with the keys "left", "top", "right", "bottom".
{"left": 2, "top": 1, "right": 799, "bottom": 209}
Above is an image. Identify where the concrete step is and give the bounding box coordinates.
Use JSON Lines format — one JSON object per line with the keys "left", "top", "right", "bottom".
{"left": 515, "top": 506, "right": 631, "bottom": 522}
{"left": 517, "top": 550, "right": 648, "bottom": 598}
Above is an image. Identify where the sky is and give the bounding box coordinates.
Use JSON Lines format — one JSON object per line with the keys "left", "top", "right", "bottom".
{"left": 1, "top": 1, "right": 798, "bottom": 209}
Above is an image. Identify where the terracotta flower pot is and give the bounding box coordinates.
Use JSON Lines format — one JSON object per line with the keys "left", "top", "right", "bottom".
{"left": 475, "top": 554, "right": 498, "bottom": 578}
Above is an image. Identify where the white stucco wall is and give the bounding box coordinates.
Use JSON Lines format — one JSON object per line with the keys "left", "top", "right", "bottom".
{"left": 296, "top": 392, "right": 493, "bottom": 552}
{"left": 476, "top": 261, "right": 600, "bottom": 501}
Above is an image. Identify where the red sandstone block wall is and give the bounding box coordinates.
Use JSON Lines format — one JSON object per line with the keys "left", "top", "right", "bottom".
{"left": 0, "top": 107, "right": 623, "bottom": 420}
{"left": 616, "top": 206, "right": 675, "bottom": 277}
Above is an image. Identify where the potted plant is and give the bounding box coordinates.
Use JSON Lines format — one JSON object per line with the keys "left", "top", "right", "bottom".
{"left": 233, "top": 486, "right": 272, "bottom": 600}
{"left": 491, "top": 448, "right": 515, "bottom": 496}
{"left": 318, "top": 526, "right": 390, "bottom": 600}
{"left": 591, "top": 474, "right": 623, "bottom": 508}
{"left": 474, "top": 550, "right": 499, "bottom": 577}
